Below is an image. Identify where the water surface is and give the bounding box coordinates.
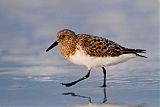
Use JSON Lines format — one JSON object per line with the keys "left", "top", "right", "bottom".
{"left": 0, "top": 0, "right": 159, "bottom": 107}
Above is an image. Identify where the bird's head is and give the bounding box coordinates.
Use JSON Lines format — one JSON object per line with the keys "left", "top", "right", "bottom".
{"left": 46, "top": 29, "right": 75, "bottom": 52}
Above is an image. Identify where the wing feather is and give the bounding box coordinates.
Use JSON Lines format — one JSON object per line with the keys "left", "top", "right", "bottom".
{"left": 76, "top": 34, "right": 125, "bottom": 57}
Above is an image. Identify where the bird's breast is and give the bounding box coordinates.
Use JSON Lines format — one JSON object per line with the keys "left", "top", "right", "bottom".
{"left": 60, "top": 40, "right": 76, "bottom": 58}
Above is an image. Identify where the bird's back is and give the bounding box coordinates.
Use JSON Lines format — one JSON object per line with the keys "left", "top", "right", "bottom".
{"left": 75, "top": 34, "right": 146, "bottom": 58}
{"left": 75, "top": 34, "right": 125, "bottom": 57}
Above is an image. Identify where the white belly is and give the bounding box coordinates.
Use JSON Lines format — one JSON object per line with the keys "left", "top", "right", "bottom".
{"left": 68, "top": 49, "right": 137, "bottom": 69}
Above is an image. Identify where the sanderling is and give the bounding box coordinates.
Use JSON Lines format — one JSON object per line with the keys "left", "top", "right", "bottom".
{"left": 46, "top": 29, "right": 146, "bottom": 87}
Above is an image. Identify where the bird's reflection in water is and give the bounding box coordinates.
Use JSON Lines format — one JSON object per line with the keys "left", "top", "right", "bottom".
{"left": 102, "top": 87, "right": 107, "bottom": 103}
{"left": 62, "top": 87, "right": 107, "bottom": 104}
{"left": 62, "top": 87, "right": 143, "bottom": 107}
{"left": 62, "top": 92, "right": 92, "bottom": 103}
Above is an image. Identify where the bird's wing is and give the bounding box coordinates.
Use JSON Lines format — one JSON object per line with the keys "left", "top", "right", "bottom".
{"left": 76, "top": 34, "right": 125, "bottom": 57}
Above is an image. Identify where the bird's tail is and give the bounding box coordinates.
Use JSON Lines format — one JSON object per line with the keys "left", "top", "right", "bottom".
{"left": 122, "top": 48, "right": 147, "bottom": 58}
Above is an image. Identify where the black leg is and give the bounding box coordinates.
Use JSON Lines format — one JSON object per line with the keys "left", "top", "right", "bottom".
{"left": 62, "top": 69, "right": 91, "bottom": 87}
{"left": 101, "top": 67, "right": 107, "bottom": 87}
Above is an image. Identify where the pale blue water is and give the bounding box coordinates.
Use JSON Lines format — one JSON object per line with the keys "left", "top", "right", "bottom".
{"left": 0, "top": 48, "right": 159, "bottom": 107}
{"left": 0, "top": 0, "right": 159, "bottom": 107}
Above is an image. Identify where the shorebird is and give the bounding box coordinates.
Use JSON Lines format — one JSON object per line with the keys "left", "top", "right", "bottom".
{"left": 46, "top": 29, "right": 146, "bottom": 87}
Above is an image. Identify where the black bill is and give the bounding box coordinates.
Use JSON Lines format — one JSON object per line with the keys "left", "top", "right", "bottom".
{"left": 46, "top": 41, "right": 58, "bottom": 52}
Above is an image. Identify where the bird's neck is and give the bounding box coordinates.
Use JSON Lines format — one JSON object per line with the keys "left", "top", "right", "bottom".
{"left": 60, "top": 37, "right": 77, "bottom": 58}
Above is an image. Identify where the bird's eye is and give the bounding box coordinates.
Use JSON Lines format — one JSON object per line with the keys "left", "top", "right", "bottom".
{"left": 61, "top": 35, "right": 65, "bottom": 38}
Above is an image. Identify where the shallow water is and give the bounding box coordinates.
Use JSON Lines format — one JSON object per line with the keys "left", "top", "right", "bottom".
{"left": 0, "top": 48, "right": 159, "bottom": 107}
{"left": 0, "top": 27, "right": 159, "bottom": 107}
{"left": 0, "top": 73, "right": 159, "bottom": 107}
{"left": 0, "top": 0, "right": 159, "bottom": 107}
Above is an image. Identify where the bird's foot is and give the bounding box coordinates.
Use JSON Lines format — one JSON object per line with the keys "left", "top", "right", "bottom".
{"left": 61, "top": 82, "right": 76, "bottom": 87}
{"left": 100, "top": 84, "right": 108, "bottom": 88}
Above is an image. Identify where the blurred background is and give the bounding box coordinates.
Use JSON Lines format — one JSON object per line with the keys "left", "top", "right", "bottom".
{"left": 0, "top": 0, "right": 159, "bottom": 107}
{"left": 0, "top": 0, "right": 159, "bottom": 76}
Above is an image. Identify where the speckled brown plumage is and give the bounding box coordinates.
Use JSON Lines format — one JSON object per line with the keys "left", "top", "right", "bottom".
{"left": 56, "top": 29, "right": 146, "bottom": 58}
{"left": 46, "top": 28, "right": 146, "bottom": 87}
{"left": 56, "top": 29, "right": 77, "bottom": 58}
{"left": 76, "top": 34, "right": 125, "bottom": 57}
